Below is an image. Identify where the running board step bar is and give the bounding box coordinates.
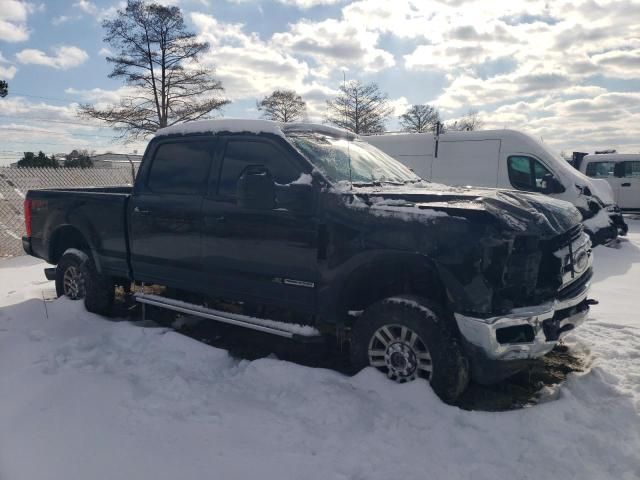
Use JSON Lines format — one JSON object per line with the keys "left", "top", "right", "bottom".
{"left": 134, "top": 293, "right": 323, "bottom": 342}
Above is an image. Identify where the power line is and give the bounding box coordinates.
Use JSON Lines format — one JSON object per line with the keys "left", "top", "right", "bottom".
{"left": 0, "top": 139, "right": 125, "bottom": 147}
{"left": 0, "top": 127, "right": 120, "bottom": 139}
{"left": 0, "top": 114, "right": 112, "bottom": 131}
{"left": 8, "top": 91, "right": 87, "bottom": 104}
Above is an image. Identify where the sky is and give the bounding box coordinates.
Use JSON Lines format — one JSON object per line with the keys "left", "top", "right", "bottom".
{"left": 0, "top": 0, "right": 639, "bottom": 165}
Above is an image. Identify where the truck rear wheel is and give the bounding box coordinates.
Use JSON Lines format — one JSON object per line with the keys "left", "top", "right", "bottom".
{"left": 81, "top": 254, "right": 114, "bottom": 316}
{"left": 55, "top": 249, "right": 89, "bottom": 300}
{"left": 350, "top": 295, "right": 469, "bottom": 403}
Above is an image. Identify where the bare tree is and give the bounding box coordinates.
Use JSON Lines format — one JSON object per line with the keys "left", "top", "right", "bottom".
{"left": 446, "top": 109, "right": 484, "bottom": 132}
{"left": 399, "top": 104, "right": 440, "bottom": 133}
{"left": 257, "top": 89, "right": 306, "bottom": 123}
{"left": 79, "top": 0, "right": 229, "bottom": 139}
{"left": 325, "top": 80, "right": 393, "bottom": 134}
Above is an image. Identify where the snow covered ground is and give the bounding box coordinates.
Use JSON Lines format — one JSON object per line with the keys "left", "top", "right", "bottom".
{"left": 1, "top": 221, "right": 639, "bottom": 480}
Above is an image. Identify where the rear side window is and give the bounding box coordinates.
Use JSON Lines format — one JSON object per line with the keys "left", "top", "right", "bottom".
{"left": 218, "top": 140, "right": 299, "bottom": 199}
{"left": 507, "top": 155, "right": 554, "bottom": 192}
{"left": 148, "top": 141, "right": 212, "bottom": 195}
{"left": 624, "top": 161, "right": 640, "bottom": 177}
{"left": 586, "top": 161, "right": 615, "bottom": 177}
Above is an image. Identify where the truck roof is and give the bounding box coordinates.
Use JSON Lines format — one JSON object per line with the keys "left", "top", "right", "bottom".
{"left": 155, "top": 119, "right": 355, "bottom": 139}
{"left": 365, "top": 128, "right": 539, "bottom": 143}
{"left": 583, "top": 153, "right": 640, "bottom": 162}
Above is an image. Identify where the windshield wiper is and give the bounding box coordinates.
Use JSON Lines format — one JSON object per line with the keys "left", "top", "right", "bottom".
{"left": 351, "top": 180, "right": 406, "bottom": 187}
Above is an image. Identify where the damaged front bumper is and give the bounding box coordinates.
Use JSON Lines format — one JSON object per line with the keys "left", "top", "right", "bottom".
{"left": 454, "top": 269, "right": 593, "bottom": 384}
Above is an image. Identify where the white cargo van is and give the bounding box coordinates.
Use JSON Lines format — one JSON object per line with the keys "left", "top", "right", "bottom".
{"left": 365, "top": 129, "right": 626, "bottom": 243}
{"left": 580, "top": 153, "right": 640, "bottom": 211}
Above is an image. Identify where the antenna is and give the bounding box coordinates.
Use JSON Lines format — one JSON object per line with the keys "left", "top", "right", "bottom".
{"left": 434, "top": 121, "right": 442, "bottom": 158}
{"left": 342, "top": 69, "right": 353, "bottom": 187}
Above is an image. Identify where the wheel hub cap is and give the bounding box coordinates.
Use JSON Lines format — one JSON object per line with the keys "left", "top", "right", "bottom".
{"left": 386, "top": 343, "right": 417, "bottom": 376}
{"left": 367, "top": 324, "right": 433, "bottom": 383}
{"left": 63, "top": 266, "right": 85, "bottom": 300}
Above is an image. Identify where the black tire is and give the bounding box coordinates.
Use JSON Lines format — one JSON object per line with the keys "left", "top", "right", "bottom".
{"left": 350, "top": 295, "right": 469, "bottom": 403}
{"left": 55, "top": 249, "right": 89, "bottom": 299}
{"left": 81, "top": 254, "right": 114, "bottom": 316}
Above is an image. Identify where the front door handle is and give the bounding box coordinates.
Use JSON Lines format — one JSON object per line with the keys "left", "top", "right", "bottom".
{"left": 621, "top": 183, "right": 631, "bottom": 187}
{"left": 134, "top": 206, "right": 151, "bottom": 214}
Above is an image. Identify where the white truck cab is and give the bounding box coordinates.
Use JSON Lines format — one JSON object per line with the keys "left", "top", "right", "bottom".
{"left": 580, "top": 154, "right": 640, "bottom": 211}
{"left": 365, "top": 129, "right": 626, "bottom": 243}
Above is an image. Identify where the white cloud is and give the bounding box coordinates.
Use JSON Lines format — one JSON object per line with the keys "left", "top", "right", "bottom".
{"left": 98, "top": 47, "right": 112, "bottom": 57}
{"left": 191, "top": 13, "right": 311, "bottom": 100}
{"left": 590, "top": 48, "right": 640, "bottom": 80}
{"left": 16, "top": 45, "right": 89, "bottom": 70}
{"left": 272, "top": 18, "right": 395, "bottom": 73}
{"left": 65, "top": 86, "right": 140, "bottom": 106}
{"left": 52, "top": 15, "right": 72, "bottom": 26}
{"left": 0, "top": 50, "right": 18, "bottom": 79}
{"left": 0, "top": 65, "right": 18, "bottom": 80}
{"left": 73, "top": 0, "right": 99, "bottom": 16}
{"left": 388, "top": 96, "right": 410, "bottom": 117}
{"left": 276, "top": 0, "right": 342, "bottom": 7}
{"left": 73, "top": 0, "right": 122, "bottom": 21}
{"left": 0, "top": 95, "right": 147, "bottom": 162}
{"left": 0, "top": 64, "right": 17, "bottom": 79}
{"left": 0, "top": 0, "right": 35, "bottom": 42}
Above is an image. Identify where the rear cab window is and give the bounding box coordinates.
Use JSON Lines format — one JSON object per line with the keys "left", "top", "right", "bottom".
{"left": 623, "top": 161, "right": 640, "bottom": 177}
{"left": 147, "top": 140, "right": 213, "bottom": 195}
{"left": 586, "top": 161, "right": 616, "bottom": 177}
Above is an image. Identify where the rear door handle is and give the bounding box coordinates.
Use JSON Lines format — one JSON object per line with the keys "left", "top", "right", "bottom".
{"left": 134, "top": 206, "right": 151, "bottom": 214}
{"left": 621, "top": 183, "right": 631, "bottom": 187}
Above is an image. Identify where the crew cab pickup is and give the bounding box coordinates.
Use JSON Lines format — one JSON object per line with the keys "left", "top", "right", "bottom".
{"left": 22, "top": 119, "right": 594, "bottom": 403}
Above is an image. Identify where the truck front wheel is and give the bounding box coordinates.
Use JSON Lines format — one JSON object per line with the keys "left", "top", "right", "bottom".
{"left": 350, "top": 296, "right": 469, "bottom": 403}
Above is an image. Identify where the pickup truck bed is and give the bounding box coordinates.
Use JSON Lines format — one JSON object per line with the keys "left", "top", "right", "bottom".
{"left": 25, "top": 186, "right": 132, "bottom": 278}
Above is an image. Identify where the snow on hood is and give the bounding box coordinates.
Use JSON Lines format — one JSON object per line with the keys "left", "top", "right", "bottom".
{"left": 343, "top": 184, "right": 582, "bottom": 236}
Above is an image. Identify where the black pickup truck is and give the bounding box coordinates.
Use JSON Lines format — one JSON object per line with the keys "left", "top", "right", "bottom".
{"left": 23, "top": 120, "right": 594, "bottom": 402}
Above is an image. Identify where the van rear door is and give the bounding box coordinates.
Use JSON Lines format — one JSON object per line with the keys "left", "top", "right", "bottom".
{"left": 365, "top": 135, "right": 434, "bottom": 179}
{"left": 433, "top": 139, "right": 501, "bottom": 187}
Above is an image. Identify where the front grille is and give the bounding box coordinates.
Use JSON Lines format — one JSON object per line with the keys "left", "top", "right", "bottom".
{"left": 558, "top": 268, "right": 592, "bottom": 300}
{"left": 546, "top": 224, "right": 583, "bottom": 252}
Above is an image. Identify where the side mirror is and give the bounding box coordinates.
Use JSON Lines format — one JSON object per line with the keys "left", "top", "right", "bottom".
{"left": 278, "top": 182, "right": 316, "bottom": 216}
{"left": 541, "top": 174, "right": 565, "bottom": 194}
{"left": 237, "top": 165, "right": 276, "bottom": 210}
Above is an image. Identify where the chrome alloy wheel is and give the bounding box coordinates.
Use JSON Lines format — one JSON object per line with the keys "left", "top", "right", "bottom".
{"left": 62, "top": 265, "right": 85, "bottom": 300}
{"left": 368, "top": 324, "right": 433, "bottom": 382}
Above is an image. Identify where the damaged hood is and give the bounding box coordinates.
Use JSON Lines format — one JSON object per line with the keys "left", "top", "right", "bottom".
{"left": 349, "top": 185, "right": 583, "bottom": 237}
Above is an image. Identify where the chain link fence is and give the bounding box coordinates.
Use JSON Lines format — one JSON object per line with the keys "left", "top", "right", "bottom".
{"left": 0, "top": 166, "right": 138, "bottom": 258}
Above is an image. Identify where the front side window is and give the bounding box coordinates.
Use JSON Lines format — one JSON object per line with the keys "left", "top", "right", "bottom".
{"left": 624, "top": 161, "right": 640, "bottom": 177}
{"left": 218, "top": 140, "right": 299, "bottom": 199}
{"left": 586, "top": 161, "right": 615, "bottom": 177}
{"left": 508, "top": 155, "right": 555, "bottom": 192}
{"left": 147, "top": 141, "right": 212, "bottom": 195}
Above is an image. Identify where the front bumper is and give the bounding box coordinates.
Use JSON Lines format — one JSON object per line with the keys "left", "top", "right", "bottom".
{"left": 607, "top": 207, "right": 628, "bottom": 236}
{"left": 454, "top": 270, "right": 592, "bottom": 384}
